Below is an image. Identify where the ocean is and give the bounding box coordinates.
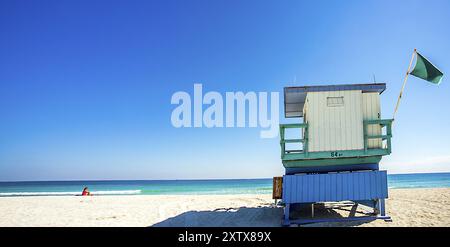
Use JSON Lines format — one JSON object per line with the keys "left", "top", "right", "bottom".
{"left": 0, "top": 172, "right": 449, "bottom": 197}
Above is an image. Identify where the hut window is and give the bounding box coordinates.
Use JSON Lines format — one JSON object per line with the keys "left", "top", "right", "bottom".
{"left": 327, "top": 96, "right": 344, "bottom": 107}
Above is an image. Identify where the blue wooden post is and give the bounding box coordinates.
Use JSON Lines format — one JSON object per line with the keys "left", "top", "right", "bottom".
{"left": 378, "top": 199, "right": 386, "bottom": 216}
{"left": 284, "top": 203, "right": 290, "bottom": 225}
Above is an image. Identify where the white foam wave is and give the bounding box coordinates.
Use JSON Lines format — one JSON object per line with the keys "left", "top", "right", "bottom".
{"left": 0, "top": 190, "right": 142, "bottom": 196}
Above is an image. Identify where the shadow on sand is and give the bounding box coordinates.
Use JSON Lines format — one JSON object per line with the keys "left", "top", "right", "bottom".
{"left": 151, "top": 202, "right": 376, "bottom": 227}
{"left": 152, "top": 205, "right": 283, "bottom": 227}
{"left": 290, "top": 203, "right": 377, "bottom": 227}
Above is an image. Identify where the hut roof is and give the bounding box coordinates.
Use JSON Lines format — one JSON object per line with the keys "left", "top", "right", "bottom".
{"left": 284, "top": 83, "right": 386, "bottom": 118}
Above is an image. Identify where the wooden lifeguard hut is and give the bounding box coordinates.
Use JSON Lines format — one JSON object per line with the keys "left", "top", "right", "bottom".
{"left": 278, "top": 83, "right": 393, "bottom": 225}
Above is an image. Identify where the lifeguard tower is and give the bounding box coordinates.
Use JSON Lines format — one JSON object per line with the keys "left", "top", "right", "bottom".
{"left": 277, "top": 83, "right": 393, "bottom": 225}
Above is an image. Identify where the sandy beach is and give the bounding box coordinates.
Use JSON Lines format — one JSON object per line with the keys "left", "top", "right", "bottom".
{"left": 0, "top": 188, "right": 449, "bottom": 227}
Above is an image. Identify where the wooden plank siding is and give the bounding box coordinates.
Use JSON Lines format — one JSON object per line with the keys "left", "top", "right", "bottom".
{"left": 304, "top": 90, "right": 364, "bottom": 152}
{"left": 282, "top": 170, "right": 388, "bottom": 204}
{"left": 362, "top": 92, "right": 382, "bottom": 148}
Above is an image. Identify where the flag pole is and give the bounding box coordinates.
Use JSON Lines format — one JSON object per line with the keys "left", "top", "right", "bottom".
{"left": 392, "top": 48, "right": 417, "bottom": 121}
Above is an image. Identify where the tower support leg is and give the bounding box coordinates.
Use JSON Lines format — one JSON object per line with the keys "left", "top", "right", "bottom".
{"left": 283, "top": 203, "right": 290, "bottom": 226}
{"left": 376, "top": 198, "right": 392, "bottom": 222}
{"left": 378, "top": 199, "right": 386, "bottom": 216}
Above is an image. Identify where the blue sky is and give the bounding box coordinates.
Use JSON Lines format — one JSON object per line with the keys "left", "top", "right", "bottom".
{"left": 0, "top": 0, "right": 449, "bottom": 181}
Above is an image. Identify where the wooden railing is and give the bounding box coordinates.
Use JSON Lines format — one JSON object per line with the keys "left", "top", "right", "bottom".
{"left": 280, "top": 119, "right": 393, "bottom": 160}
{"left": 363, "top": 119, "right": 393, "bottom": 154}
{"left": 279, "top": 123, "right": 308, "bottom": 158}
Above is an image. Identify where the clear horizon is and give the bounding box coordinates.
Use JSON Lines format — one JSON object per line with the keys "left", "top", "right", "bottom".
{"left": 1, "top": 0, "right": 450, "bottom": 181}
{"left": 1, "top": 171, "right": 450, "bottom": 183}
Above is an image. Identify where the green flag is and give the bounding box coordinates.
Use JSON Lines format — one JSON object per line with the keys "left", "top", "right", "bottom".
{"left": 409, "top": 52, "right": 444, "bottom": 84}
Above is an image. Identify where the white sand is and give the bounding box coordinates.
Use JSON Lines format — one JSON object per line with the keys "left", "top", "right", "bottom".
{"left": 0, "top": 188, "right": 449, "bottom": 227}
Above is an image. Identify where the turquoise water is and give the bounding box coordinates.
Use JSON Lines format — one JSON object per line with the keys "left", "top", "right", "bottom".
{"left": 0, "top": 173, "right": 449, "bottom": 196}
{"left": 387, "top": 172, "right": 450, "bottom": 189}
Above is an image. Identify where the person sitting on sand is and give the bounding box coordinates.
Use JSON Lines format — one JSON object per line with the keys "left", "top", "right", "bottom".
{"left": 81, "top": 187, "right": 91, "bottom": 196}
